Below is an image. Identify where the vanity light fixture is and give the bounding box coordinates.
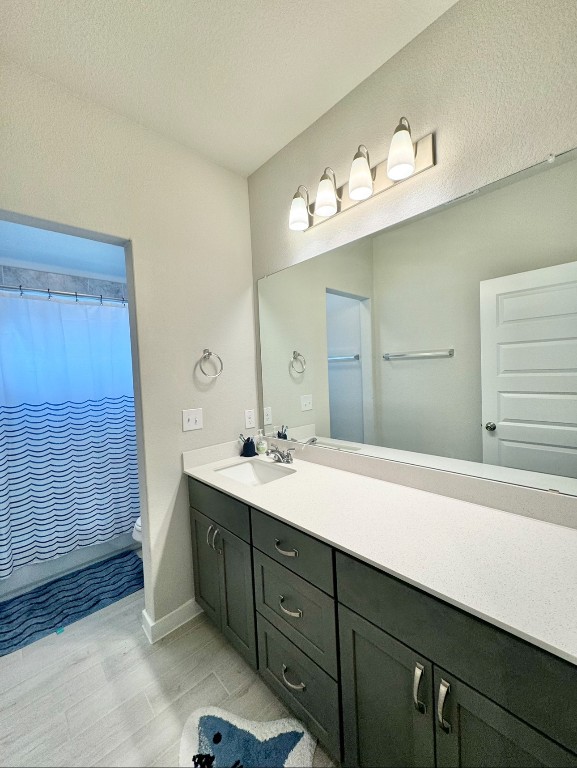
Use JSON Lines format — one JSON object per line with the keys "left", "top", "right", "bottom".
{"left": 387, "top": 117, "right": 416, "bottom": 181}
{"left": 288, "top": 185, "right": 312, "bottom": 231}
{"left": 288, "top": 116, "right": 434, "bottom": 231}
{"left": 315, "top": 168, "right": 340, "bottom": 217}
{"left": 348, "top": 145, "right": 374, "bottom": 200}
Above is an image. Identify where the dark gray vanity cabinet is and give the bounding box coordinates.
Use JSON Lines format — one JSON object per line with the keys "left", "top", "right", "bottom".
{"left": 251, "top": 508, "right": 341, "bottom": 758}
{"left": 188, "top": 479, "right": 256, "bottom": 668}
{"left": 337, "top": 552, "right": 577, "bottom": 768}
{"left": 339, "top": 605, "right": 435, "bottom": 768}
{"left": 433, "top": 668, "right": 577, "bottom": 768}
{"left": 187, "top": 478, "right": 577, "bottom": 768}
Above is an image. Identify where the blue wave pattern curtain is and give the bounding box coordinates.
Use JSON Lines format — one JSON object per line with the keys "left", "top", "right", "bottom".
{"left": 0, "top": 294, "right": 139, "bottom": 579}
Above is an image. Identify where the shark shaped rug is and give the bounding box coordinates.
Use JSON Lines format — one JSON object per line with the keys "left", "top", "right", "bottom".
{"left": 179, "top": 707, "right": 317, "bottom": 768}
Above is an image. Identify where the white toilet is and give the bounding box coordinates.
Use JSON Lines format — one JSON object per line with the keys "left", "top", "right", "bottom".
{"left": 132, "top": 515, "right": 142, "bottom": 543}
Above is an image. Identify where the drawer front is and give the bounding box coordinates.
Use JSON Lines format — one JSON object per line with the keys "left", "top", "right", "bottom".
{"left": 257, "top": 615, "right": 340, "bottom": 759}
{"left": 187, "top": 477, "right": 250, "bottom": 542}
{"left": 251, "top": 509, "right": 333, "bottom": 594}
{"left": 254, "top": 550, "right": 338, "bottom": 678}
{"left": 336, "top": 551, "right": 577, "bottom": 756}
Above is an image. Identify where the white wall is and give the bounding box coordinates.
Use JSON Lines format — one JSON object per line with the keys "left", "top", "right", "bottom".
{"left": 259, "top": 240, "right": 373, "bottom": 436}
{"left": 249, "top": 0, "right": 577, "bottom": 282}
{"left": 0, "top": 60, "right": 258, "bottom": 625}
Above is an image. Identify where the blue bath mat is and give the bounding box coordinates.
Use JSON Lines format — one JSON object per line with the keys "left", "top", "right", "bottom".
{"left": 179, "top": 707, "right": 316, "bottom": 767}
{"left": 0, "top": 549, "right": 143, "bottom": 656}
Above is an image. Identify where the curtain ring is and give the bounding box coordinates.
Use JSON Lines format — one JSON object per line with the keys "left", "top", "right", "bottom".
{"left": 199, "top": 348, "right": 224, "bottom": 378}
{"left": 290, "top": 350, "right": 306, "bottom": 374}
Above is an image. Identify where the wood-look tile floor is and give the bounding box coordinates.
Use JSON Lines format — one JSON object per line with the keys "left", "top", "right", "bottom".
{"left": 0, "top": 590, "right": 335, "bottom": 767}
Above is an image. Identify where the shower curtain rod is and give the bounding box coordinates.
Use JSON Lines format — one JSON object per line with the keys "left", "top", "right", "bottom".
{"left": 0, "top": 283, "right": 127, "bottom": 305}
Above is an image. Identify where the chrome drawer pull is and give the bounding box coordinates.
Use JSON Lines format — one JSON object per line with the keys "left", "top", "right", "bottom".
{"left": 206, "top": 525, "right": 214, "bottom": 549}
{"left": 211, "top": 528, "right": 222, "bottom": 555}
{"left": 437, "top": 679, "right": 452, "bottom": 733}
{"left": 274, "top": 539, "right": 299, "bottom": 558}
{"left": 279, "top": 595, "right": 303, "bottom": 619}
{"left": 413, "top": 662, "right": 427, "bottom": 714}
{"left": 281, "top": 664, "right": 306, "bottom": 692}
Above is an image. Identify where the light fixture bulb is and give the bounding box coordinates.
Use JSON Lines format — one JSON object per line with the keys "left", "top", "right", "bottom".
{"left": 289, "top": 187, "right": 310, "bottom": 231}
{"left": 387, "top": 117, "right": 416, "bottom": 181}
{"left": 348, "top": 145, "right": 373, "bottom": 201}
{"left": 315, "top": 168, "right": 339, "bottom": 217}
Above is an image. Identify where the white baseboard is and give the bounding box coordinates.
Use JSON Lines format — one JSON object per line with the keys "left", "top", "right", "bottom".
{"left": 141, "top": 598, "right": 203, "bottom": 644}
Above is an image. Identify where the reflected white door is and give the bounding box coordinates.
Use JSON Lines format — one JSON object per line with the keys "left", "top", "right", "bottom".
{"left": 480, "top": 261, "right": 577, "bottom": 478}
{"left": 326, "top": 292, "right": 364, "bottom": 442}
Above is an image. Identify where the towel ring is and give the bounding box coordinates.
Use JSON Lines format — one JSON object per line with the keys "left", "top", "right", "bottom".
{"left": 290, "top": 350, "right": 306, "bottom": 374}
{"left": 199, "top": 348, "right": 224, "bottom": 378}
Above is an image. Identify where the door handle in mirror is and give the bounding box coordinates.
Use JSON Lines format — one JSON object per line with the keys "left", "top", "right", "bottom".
{"left": 485, "top": 421, "right": 497, "bottom": 431}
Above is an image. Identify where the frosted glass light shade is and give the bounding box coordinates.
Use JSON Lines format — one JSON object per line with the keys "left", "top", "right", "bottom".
{"left": 349, "top": 150, "right": 373, "bottom": 201}
{"left": 387, "top": 118, "right": 415, "bottom": 181}
{"left": 315, "top": 172, "right": 338, "bottom": 217}
{"left": 289, "top": 193, "right": 310, "bottom": 231}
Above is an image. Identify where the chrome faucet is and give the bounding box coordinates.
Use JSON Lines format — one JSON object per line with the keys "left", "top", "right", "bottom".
{"left": 304, "top": 436, "right": 318, "bottom": 445}
{"left": 266, "top": 444, "right": 295, "bottom": 464}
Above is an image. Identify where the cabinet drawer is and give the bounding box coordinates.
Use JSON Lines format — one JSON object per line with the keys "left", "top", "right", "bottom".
{"left": 251, "top": 509, "right": 333, "bottom": 594}
{"left": 254, "top": 550, "right": 337, "bottom": 678}
{"left": 188, "top": 477, "right": 250, "bottom": 542}
{"left": 257, "top": 614, "right": 340, "bottom": 759}
{"left": 336, "top": 551, "right": 577, "bottom": 756}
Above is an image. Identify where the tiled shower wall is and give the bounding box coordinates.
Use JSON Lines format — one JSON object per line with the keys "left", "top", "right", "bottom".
{"left": 0, "top": 264, "right": 127, "bottom": 299}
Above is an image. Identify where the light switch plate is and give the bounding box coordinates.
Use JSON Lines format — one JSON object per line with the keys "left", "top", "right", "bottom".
{"left": 301, "top": 394, "right": 313, "bottom": 411}
{"left": 263, "top": 406, "right": 272, "bottom": 425}
{"left": 245, "top": 409, "right": 256, "bottom": 429}
{"left": 183, "top": 408, "right": 203, "bottom": 431}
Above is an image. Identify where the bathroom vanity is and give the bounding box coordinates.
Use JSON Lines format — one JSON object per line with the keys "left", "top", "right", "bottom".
{"left": 185, "top": 454, "right": 577, "bottom": 767}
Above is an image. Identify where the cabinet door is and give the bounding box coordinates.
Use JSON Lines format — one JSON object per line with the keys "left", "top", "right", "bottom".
{"left": 434, "top": 667, "right": 577, "bottom": 768}
{"left": 190, "top": 508, "right": 221, "bottom": 628}
{"left": 215, "top": 524, "right": 257, "bottom": 668}
{"left": 339, "top": 605, "right": 435, "bottom": 768}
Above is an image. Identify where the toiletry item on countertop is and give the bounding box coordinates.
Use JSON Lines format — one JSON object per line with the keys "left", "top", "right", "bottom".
{"left": 240, "top": 436, "right": 257, "bottom": 457}
{"left": 255, "top": 429, "right": 268, "bottom": 454}
{"left": 277, "top": 425, "right": 288, "bottom": 440}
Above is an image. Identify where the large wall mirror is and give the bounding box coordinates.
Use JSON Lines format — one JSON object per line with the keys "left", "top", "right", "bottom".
{"left": 258, "top": 148, "right": 577, "bottom": 495}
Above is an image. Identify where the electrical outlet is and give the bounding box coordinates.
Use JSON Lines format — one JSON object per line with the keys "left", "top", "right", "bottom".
{"left": 301, "top": 394, "right": 313, "bottom": 411}
{"left": 245, "top": 409, "right": 256, "bottom": 429}
{"left": 263, "top": 406, "right": 272, "bottom": 425}
{"left": 182, "top": 408, "right": 203, "bottom": 431}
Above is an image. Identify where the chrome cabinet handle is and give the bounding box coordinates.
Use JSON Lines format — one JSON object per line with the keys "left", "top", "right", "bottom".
{"left": 413, "top": 662, "right": 427, "bottom": 714}
{"left": 211, "top": 528, "right": 222, "bottom": 554}
{"left": 274, "top": 539, "right": 299, "bottom": 558}
{"left": 206, "top": 524, "right": 214, "bottom": 549}
{"left": 437, "top": 679, "right": 452, "bottom": 733}
{"left": 281, "top": 664, "right": 306, "bottom": 691}
{"left": 279, "top": 595, "right": 303, "bottom": 619}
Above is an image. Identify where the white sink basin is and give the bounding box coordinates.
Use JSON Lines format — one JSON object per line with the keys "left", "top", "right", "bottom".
{"left": 215, "top": 458, "right": 296, "bottom": 486}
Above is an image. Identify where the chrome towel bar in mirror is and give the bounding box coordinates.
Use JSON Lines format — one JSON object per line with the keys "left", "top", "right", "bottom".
{"left": 383, "top": 349, "right": 454, "bottom": 361}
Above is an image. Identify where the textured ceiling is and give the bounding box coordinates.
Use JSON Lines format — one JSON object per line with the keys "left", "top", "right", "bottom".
{"left": 0, "top": 0, "right": 457, "bottom": 176}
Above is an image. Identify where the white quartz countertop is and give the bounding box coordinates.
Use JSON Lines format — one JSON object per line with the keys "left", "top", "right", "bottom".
{"left": 183, "top": 452, "right": 577, "bottom": 666}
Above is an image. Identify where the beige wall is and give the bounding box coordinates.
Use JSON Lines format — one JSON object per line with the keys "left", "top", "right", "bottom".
{"left": 259, "top": 240, "right": 373, "bottom": 436}
{"left": 249, "top": 0, "right": 577, "bottom": 282}
{"left": 0, "top": 60, "right": 258, "bottom": 624}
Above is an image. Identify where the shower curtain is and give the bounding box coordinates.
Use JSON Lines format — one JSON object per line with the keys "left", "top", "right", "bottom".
{"left": 0, "top": 293, "right": 139, "bottom": 579}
